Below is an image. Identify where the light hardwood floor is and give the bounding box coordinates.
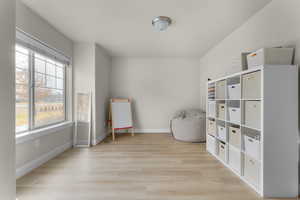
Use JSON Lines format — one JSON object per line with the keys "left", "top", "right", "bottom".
{"left": 17, "top": 133, "right": 293, "bottom": 200}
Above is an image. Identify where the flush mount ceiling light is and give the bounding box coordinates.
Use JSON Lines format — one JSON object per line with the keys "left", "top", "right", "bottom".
{"left": 152, "top": 16, "right": 172, "bottom": 32}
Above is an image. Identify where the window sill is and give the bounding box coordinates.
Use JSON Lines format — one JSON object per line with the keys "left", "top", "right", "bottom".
{"left": 16, "top": 121, "right": 73, "bottom": 145}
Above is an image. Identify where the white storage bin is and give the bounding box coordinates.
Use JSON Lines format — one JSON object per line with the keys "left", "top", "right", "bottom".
{"left": 229, "top": 126, "right": 241, "bottom": 149}
{"left": 247, "top": 48, "right": 294, "bottom": 68}
{"left": 217, "top": 103, "right": 226, "bottom": 120}
{"left": 207, "top": 135, "right": 216, "bottom": 155}
{"left": 227, "top": 84, "right": 241, "bottom": 99}
{"left": 208, "top": 101, "right": 216, "bottom": 118}
{"left": 207, "top": 120, "right": 216, "bottom": 136}
{"left": 229, "top": 146, "right": 241, "bottom": 174}
{"left": 242, "top": 71, "right": 261, "bottom": 99}
{"left": 244, "top": 135, "right": 260, "bottom": 160}
{"left": 218, "top": 142, "right": 226, "bottom": 162}
{"left": 217, "top": 125, "right": 226, "bottom": 141}
{"left": 216, "top": 80, "right": 226, "bottom": 99}
{"left": 244, "top": 101, "right": 261, "bottom": 129}
{"left": 244, "top": 154, "right": 260, "bottom": 188}
{"left": 228, "top": 107, "right": 240, "bottom": 123}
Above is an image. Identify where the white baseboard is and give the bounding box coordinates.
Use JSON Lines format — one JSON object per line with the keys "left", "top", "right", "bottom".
{"left": 134, "top": 129, "right": 170, "bottom": 133}
{"left": 119, "top": 129, "right": 170, "bottom": 133}
{"left": 16, "top": 142, "right": 72, "bottom": 179}
{"left": 76, "top": 140, "right": 90, "bottom": 145}
{"left": 134, "top": 128, "right": 171, "bottom": 133}
{"left": 92, "top": 133, "right": 107, "bottom": 145}
{"left": 75, "top": 133, "right": 108, "bottom": 146}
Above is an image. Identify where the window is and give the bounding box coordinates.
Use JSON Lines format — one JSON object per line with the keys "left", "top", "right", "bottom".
{"left": 16, "top": 45, "right": 30, "bottom": 132}
{"left": 15, "top": 44, "right": 66, "bottom": 133}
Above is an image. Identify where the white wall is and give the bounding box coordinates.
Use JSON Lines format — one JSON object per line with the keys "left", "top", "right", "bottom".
{"left": 16, "top": 126, "right": 73, "bottom": 178}
{"left": 15, "top": 1, "right": 74, "bottom": 179}
{"left": 111, "top": 57, "right": 200, "bottom": 132}
{"left": 0, "top": 0, "right": 15, "bottom": 199}
{"left": 199, "top": 0, "right": 300, "bottom": 110}
{"left": 199, "top": 0, "right": 300, "bottom": 192}
{"left": 73, "top": 43, "right": 95, "bottom": 144}
{"left": 73, "top": 43, "right": 95, "bottom": 93}
{"left": 73, "top": 43, "right": 111, "bottom": 144}
{"left": 95, "top": 44, "right": 111, "bottom": 142}
{"left": 16, "top": 0, "right": 72, "bottom": 58}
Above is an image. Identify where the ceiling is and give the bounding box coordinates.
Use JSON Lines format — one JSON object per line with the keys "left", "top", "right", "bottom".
{"left": 21, "top": 0, "right": 271, "bottom": 57}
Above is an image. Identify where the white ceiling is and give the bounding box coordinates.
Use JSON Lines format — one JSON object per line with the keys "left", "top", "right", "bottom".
{"left": 21, "top": 0, "right": 271, "bottom": 57}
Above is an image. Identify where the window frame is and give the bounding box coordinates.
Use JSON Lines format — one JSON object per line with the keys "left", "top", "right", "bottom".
{"left": 15, "top": 44, "right": 67, "bottom": 135}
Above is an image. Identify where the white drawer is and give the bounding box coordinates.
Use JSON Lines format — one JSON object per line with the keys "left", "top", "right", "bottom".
{"left": 218, "top": 142, "right": 226, "bottom": 162}
{"left": 228, "top": 107, "right": 240, "bottom": 123}
{"left": 229, "top": 146, "right": 241, "bottom": 174}
{"left": 227, "top": 84, "right": 241, "bottom": 100}
{"left": 244, "top": 154, "right": 260, "bottom": 188}
{"left": 247, "top": 48, "right": 294, "bottom": 68}
{"left": 229, "top": 126, "right": 241, "bottom": 149}
{"left": 216, "top": 80, "right": 226, "bottom": 99}
{"left": 207, "top": 135, "right": 216, "bottom": 154}
{"left": 208, "top": 101, "right": 216, "bottom": 118}
{"left": 244, "top": 101, "right": 261, "bottom": 129}
{"left": 242, "top": 71, "right": 261, "bottom": 99}
{"left": 244, "top": 135, "right": 260, "bottom": 160}
{"left": 207, "top": 120, "right": 216, "bottom": 136}
{"left": 217, "top": 103, "right": 226, "bottom": 120}
{"left": 217, "top": 125, "right": 226, "bottom": 142}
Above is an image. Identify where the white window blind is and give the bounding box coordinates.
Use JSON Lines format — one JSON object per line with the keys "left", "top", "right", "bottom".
{"left": 16, "top": 29, "right": 71, "bottom": 66}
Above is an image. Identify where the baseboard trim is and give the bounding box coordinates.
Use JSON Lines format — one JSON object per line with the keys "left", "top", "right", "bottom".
{"left": 16, "top": 142, "right": 72, "bottom": 179}
{"left": 75, "top": 133, "right": 108, "bottom": 146}
{"left": 132, "top": 129, "right": 170, "bottom": 133}
{"left": 92, "top": 134, "right": 107, "bottom": 145}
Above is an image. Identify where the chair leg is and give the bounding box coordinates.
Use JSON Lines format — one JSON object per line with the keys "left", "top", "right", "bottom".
{"left": 112, "top": 129, "right": 115, "bottom": 141}
{"left": 131, "top": 128, "right": 134, "bottom": 136}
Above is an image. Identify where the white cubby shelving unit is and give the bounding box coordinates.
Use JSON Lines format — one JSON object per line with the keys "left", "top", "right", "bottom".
{"left": 206, "top": 65, "right": 298, "bottom": 198}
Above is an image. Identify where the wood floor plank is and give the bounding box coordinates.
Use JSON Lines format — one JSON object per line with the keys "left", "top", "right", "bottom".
{"left": 17, "top": 133, "right": 294, "bottom": 200}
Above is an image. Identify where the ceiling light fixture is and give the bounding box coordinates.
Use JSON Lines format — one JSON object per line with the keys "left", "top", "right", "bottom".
{"left": 152, "top": 16, "right": 172, "bottom": 32}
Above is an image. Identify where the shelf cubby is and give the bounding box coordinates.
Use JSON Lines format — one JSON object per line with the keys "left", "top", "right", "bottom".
{"left": 242, "top": 100, "right": 261, "bottom": 130}
{"left": 227, "top": 76, "right": 241, "bottom": 100}
{"left": 216, "top": 100, "right": 226, "bottom": 120}
{"left": 227, "top": 100, "right": 241, "bottom": 124}
{"left": 216, "top": 80, "right": 226, "bottom": 99}
{"left": 206, "top": 65, "right": 298, "bottom": 198}
{"left": 216, "top": 120, "right": 226, "bottom": 143}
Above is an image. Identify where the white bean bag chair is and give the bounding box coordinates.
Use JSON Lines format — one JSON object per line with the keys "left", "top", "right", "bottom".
{"left": 170, "top": 109, "right": 206, "bottom": 142}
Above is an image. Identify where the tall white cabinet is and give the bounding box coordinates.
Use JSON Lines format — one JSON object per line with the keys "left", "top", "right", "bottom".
{"left": 206, "top": 65, "right": 298, "bottom": 198}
